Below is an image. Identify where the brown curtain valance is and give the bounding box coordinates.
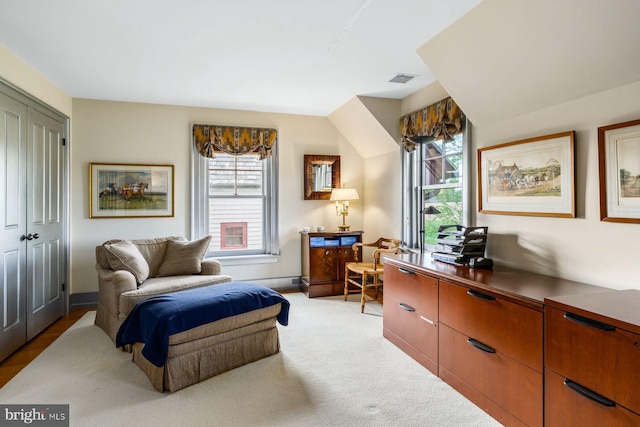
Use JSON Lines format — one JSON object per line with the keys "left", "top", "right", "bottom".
{"left": 193, "top": 124, "right": 277, "bottom": 159}
{"left": 399, "top": 97, "right": 463, "bottom": 152}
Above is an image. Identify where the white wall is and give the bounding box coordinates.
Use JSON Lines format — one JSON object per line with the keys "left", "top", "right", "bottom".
{"left": 71, "top": 99, "right": 364, "bottom": 295}
{"left": 473, "top": 80, "right": 640, "bottom": 290}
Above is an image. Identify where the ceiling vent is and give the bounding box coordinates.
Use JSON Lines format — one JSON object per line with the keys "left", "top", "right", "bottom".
{"left": 389, "top": 73, "right": 417, "bottom": 84}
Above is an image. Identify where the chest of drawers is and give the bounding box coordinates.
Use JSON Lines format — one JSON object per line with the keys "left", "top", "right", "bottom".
{"left": 383, "top": 253, "right": 610, "bottom": 427}
{"left": 300, "top": 231, "right": 362, "bottom": 297}
{"left": 545, "top": 290, "right": 640, "bottom": 426}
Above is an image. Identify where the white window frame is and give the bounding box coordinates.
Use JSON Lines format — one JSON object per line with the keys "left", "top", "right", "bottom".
{"left": 191, "top": 142, "right": 279, "bottom": 263}
{"left": 401, "top": 118, "right": 471, "bottom": 253}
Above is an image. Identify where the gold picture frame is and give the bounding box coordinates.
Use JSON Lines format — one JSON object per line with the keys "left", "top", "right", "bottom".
{"left": 478, "top": 131, "right": 575, "bottom": 217}
{"left": 89, "top": 163, "right": 174, "bottom": 218}
{"left": 598, "top": 118, "right": 640, "bottom": 223}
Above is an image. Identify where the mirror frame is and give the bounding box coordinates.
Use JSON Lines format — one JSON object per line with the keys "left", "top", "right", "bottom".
{"left": 304, "top": 155, "right": 341, "bottom": 200}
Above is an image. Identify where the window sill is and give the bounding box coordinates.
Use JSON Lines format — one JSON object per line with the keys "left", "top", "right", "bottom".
{"left": 211, "top": 254, "right": 279, "bottom": 267}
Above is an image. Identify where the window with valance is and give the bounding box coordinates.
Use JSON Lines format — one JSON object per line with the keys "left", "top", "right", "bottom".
{"left": 399, "top": 97, "right": 470, "bottom": 253}
{"left": 191, "top": 124, "right": 279, "bottom": 258}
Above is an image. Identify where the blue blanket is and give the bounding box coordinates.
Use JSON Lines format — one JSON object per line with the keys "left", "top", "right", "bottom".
{"left": 115, "top": 282, "right": 290, "bottom": 367}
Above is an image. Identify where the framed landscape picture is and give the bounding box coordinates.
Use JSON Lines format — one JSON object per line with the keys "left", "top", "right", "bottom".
{"left": 598, "top": 118, "right": 640, "bottom": 223}
{"left": 478, "top": 131, "right": 575, "bottom": 217}
{"left": 89, "top": 163, "right": 174, "bottom": 218}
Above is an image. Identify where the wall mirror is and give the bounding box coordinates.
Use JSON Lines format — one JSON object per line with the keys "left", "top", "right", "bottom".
{"left": 304, "top": 155, "right": 340, "bottom": 200}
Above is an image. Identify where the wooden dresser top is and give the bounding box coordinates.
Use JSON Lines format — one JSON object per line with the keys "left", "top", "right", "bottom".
{"left": 545, "top": 289, "right": 640, "bottom": 334}
{"left": 384, "top": 253, "right": 609, "bottom": 311}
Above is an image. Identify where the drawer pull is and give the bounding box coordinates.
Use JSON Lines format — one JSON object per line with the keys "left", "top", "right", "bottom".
{"left": 467, "top": 338, "right": 496, "bottom": 354}
{"left": 419, "top": 315, "right": 435, "bottom": 326}
{"left": 564, "top": 379, "right": 616, "bottom": 407}
{"left": 467, "top": 289, "right": 496, "bottom": 301}
{"left": 398, "top": 268, "right": 415, "bottom": 275}
{"left": 399, "top": 303, "right": 415, "bottom": 312}
{"left": 564, "top": 312, "right": 616, "bottom": 332}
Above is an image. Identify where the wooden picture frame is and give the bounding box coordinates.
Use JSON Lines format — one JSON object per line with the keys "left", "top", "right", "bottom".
{"left": 89, "top": 163, "right": 174, "bottom": 218}
{"left": 598, "top": 118, "right": 640, "bottom": 223}
{"left": 478, "top": 131, "right": 575, "bottom": 217}
{"left": 303, "top": 155, "right": 340, "bottom": 200}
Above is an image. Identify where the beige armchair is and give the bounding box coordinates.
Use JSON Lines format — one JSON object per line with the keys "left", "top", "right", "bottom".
{"left": 94, "top": 236, "right": 232, "bottom": 342}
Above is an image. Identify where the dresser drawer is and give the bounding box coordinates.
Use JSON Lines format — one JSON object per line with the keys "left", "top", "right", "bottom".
{"left": 383, "top": 295, "right": 438, "bottom": 362}
{"left": 384, "top": 264, "right": 438, "bottom": 318}
{"left": 439, "top": 324, "right": 542, "bottom": 427}
{"left": 545, "top": 306, "right": 640, "bottom": 414}
{"left": 545, "top": 369, "right": 640, "bottom": 427}
{"left": 438, "top": 280, "right": 542, "bottom": 371}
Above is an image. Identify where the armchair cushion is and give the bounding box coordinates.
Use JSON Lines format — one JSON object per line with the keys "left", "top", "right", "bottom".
{"left": 103, "top": 240, "right": 150, "bottom": 284}
{"left": 156, "top": 235, "right": 212, "bottom": 277}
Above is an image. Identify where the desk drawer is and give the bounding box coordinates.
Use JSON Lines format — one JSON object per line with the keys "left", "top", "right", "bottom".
{"left": 384, "top": 264, "right": 438, "bottom": 317}
{"left": 545, "top": 306, "right": 640, "bottom": 414}
{"left": 383, "top": 295, "right": 438, "bottom": 362}
{"left": 439, "top": 324, "right": 542, "bottom": 427}
{"left": 439, "top": 280, "right": 542, "bottom": 371}
{"left": 545, "top": 369, "right": 640, "bottom": 426}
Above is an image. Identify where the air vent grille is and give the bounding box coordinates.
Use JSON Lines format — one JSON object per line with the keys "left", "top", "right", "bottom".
{"left": 389, "top": 74, "right": 416, "bottom": 84}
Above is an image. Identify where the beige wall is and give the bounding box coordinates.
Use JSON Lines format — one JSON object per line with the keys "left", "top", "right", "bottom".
{"left": 70, "top": 99, "right": 364, "bottom": 294}
{"left": 473, "top": 80, "right": 640, "bottom": 290}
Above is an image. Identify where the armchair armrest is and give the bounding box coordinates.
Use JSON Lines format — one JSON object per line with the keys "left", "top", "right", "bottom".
{"left": 200, "top": 258, "right": 223, "bottom": 275}
{"left": 96, "top": 264, "right": 138, "bottom": 317}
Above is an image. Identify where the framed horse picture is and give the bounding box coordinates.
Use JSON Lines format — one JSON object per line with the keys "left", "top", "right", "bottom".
{"left": 89, "top": 163, "right": 174, "bottom": 218}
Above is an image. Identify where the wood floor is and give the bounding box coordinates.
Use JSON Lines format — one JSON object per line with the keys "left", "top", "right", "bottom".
{"left": 0, "top": 307, "right": 94, "bottom": 388}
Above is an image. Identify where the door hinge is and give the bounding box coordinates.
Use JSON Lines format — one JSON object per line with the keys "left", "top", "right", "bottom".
{"left": 62, "top": 138, "right": 66, "bottom": 146}
{"left": 61, "top": 283, "right": 66, "bottom": 292}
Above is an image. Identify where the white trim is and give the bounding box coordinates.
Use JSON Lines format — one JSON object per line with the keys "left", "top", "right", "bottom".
{"left": 213, "top": 254, "right": 279, "bottom": 266}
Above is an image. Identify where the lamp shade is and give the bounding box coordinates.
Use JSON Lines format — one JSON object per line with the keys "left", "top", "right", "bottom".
{"left": 330, "top": 188, "right": 359, "bottom": 201}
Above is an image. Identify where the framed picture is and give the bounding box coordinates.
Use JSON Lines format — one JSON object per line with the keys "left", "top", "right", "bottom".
{"left": 598, "top": 118, "right": 640, "bottom": 223}
{"left": 89, "top": 163, "right": 174, "bottom": 218}
{"left": 478, "top": 131, "right": 575, "bottom": 217}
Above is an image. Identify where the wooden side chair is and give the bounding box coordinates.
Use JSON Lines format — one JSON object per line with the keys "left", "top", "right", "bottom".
{"left": 344, "top": 237, "right": 400, "bottom": 313}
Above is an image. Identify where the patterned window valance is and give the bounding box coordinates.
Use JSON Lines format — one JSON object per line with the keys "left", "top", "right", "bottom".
{"left": 193, "top": 124, "right": 277, "bottom": 159}
{"left": 399, "top": 97, "right": 463, "bottom": 152}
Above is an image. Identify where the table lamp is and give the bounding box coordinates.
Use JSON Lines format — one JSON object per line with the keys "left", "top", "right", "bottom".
{"left": 330, "top": 187, "right": 359, "bottom": 231}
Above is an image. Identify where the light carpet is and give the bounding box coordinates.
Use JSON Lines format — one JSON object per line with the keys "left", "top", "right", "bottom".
{"left": 0, "top": 292, "right": 502, "bottom": 427}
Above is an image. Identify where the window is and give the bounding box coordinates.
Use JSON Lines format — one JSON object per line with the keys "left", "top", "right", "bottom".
{"left": 220, "top": 222, "right": 248, "bottom": 249}
{"left": 192, "top": 150, "right": 278, "bottom": 258}
{"left": 401, "top": 121, "right": 470, "bottom": 252}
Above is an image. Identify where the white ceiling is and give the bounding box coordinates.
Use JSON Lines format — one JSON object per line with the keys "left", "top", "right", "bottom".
{"left": 0, "top": 0, "right": 482, "bottom": 116}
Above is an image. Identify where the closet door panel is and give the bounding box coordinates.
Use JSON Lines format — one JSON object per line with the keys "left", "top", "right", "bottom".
{"left": 0, "top": 92, "right": 27, "bottom": 361}
{"left": 26, "top": 110, "right": 64, "bottom": 340}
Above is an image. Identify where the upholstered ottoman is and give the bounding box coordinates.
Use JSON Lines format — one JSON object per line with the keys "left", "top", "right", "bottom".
{"left": 116, "top": 282, "right": 290, "bottom": 392}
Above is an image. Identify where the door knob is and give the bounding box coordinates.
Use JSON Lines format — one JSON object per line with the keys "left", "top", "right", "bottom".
{"left": 20, "top": 233, "right": 39, "bottom": 241}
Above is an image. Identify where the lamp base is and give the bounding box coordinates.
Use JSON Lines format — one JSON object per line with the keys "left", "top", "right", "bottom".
{"left": 338, "top": 225, "right": 351, "bottom": 231}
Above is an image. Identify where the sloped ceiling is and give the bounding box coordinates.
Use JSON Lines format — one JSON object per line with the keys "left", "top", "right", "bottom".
{"left": 328, "top": 96, "right": 401, "bottom": 159}
{"left": 417, "top": 0, "right": 640, "bottom": 127}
